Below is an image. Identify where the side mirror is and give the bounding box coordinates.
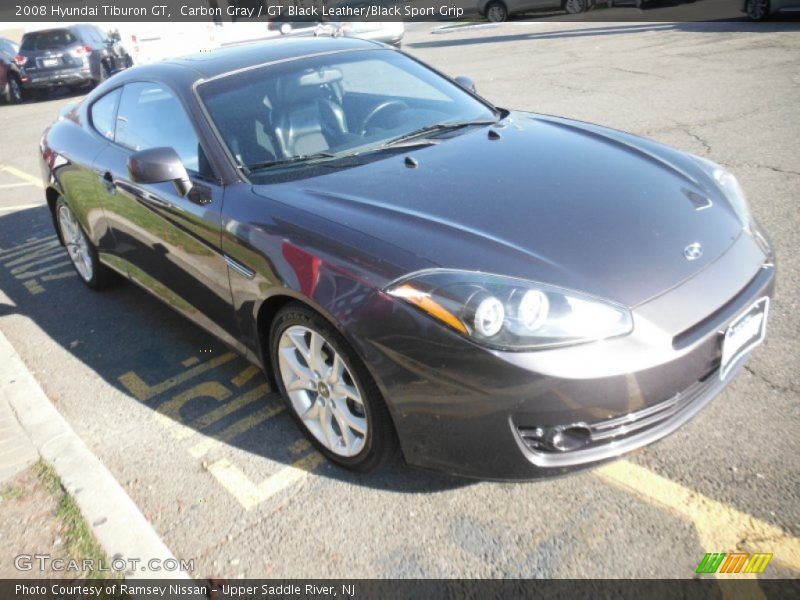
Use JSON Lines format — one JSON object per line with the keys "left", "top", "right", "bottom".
{"left": 280, "top": 23, "right": 293, "bottom": 35}
{"left": 128, "top": 147, "right": 192, "bottom": 197}
{"left": 454, "top": 75, "right": 476, "bottom": 93}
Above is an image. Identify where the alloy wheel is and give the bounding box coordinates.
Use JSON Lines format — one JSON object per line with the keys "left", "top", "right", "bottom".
{"left": 565, "top": 0, "right": 587, "bottom": 13}
{"left": 746, "top": 0, "right": 767, "bottom": 19}
{"left": 278, "top": 325, "right": 368, "bottom": 457}
{"left": 486, "top": 3, "right": 507, "bottom": 22}
{"left": 57, "top": 204, "right": 94, "bottom": 282}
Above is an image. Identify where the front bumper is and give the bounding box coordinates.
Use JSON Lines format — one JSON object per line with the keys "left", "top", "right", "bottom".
{"left": 21, "top": 67, "right": 93, "bottom": 90}
{"left": 348, "top": 230, "right": 775, "bottom": 480}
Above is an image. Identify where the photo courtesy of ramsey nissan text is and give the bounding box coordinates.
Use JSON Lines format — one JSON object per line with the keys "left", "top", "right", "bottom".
{"left": 0, "top": 1, "right": 798, "bottom": 598}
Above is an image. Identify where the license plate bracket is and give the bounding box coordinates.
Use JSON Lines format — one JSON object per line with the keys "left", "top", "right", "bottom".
{"left": 720, "top": 297, "right": 769, "bottom": 380}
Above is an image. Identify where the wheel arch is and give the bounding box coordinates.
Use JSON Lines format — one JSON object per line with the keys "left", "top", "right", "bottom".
{"left": 253, "top": 289, "right": 404, "bottom": 444}
{"left": 45, "top": 185, "right": 64, "bottom": 246}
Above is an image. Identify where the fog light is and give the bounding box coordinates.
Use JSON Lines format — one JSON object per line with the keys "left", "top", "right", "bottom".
{"left": 548, "top": 426, "right": 592, "bottom": 452}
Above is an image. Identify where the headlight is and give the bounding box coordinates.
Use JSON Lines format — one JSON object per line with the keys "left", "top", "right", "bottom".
{"left": 385, "top": 270, "right": 633, "bottom": 350}
{"left": 692, "top": 156, "right": 751, "bottom": 230}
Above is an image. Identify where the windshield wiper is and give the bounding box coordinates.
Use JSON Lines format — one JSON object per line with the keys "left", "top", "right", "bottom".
{"left": 382, "top": 118, "right": 498, "bottom": 147}
{"left": 243, "top": 151, "right": 336, "bottom": 172}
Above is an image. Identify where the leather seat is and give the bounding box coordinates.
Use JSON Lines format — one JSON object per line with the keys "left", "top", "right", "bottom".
{"left": 272, "top": 72, "right": 349, "bottom": 158}
{"left": 215, "top": 110, "right": 276, "bottom": 168}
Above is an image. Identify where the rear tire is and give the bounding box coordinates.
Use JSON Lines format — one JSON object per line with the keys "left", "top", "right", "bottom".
{"left": 564, "top": 0, "right": 589, "bottom": 13}
{"left": 269, "top": 303, "right": 397, "bottom": 472}
{"left": 745, "top": 0, "right": 769, "bottom": 20}
{"left": 485, "top": 1, "right": 508, "bottom": 22}
{"left": 55, "top": 197, "right": 120, "bottom": 290}
{"left": 5, "top": 74, "right": 23, "bottom": 104}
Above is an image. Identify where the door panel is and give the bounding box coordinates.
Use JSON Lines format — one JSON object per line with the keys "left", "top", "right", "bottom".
{"left": 96, "top": 144, "right": 240, "bottom": 345}
{"left": 94, "top": 81, "right": 240, "bottom": 347}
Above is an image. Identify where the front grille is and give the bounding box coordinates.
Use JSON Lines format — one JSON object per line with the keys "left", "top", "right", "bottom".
{"left": 672, "top": 266, "right": 768, "bottom": 350}
{"left": 517, "top": 370, "right": 719, "bottom": 456}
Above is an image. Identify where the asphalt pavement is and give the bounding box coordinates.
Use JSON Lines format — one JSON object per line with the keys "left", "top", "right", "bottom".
{"left": 0, "top": 20, "right": 798, "bottom": 581}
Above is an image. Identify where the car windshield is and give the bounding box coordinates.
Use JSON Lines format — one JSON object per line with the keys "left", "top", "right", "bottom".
{"left": 198, "top": 49, "right": 498, "bottom": 179}
{"left": 21, "top": 29, "right": 78, "bottom": 51}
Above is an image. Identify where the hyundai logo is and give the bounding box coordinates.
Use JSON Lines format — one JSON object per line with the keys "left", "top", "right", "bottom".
{"left": 684, "top": 242, "right": 703, "bottom": 261}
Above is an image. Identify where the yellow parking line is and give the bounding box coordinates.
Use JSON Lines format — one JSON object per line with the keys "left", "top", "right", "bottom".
{"left": 118, "top": 352, "right": 236, "bottom": 402}
{"left": 156, "top": 381, "right": 232, "bottom": 422}
{"left": 0, "top": 165, "right": 44, "bottom": 189}
{"left": 189, "top": 399, "right": 284, "bottom": 458}
{"left": 0, "top": 237, "right": 59, "bottom": 261}
{"left": 9, "top": 252, "right": 66, "bottom": 274}
{"left": 174, "top": 383, "right": 270, "bottom": 441}
{"left": 16, "top": 261, "right": 71, "bottom": 279}
{"left": 206, "top": 451, "right": 325, "bottom": 511}
{"left": 596, "top": 460, "right": 800, "bottom": 574}
{"left": 23, "top": 280, "right": 45, "bottom": 295}
{"left": 231, "top": 365, "right": 260, "bottom": 388}
{"left": 41, "top": 271, "right": 75, "bottom": 282}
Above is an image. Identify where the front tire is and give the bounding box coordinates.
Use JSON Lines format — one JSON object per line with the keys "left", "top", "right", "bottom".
{"left": 55, "top": 198, "right": 119, "bottom": 290}
{"left": 485, "top": 1, "right": 508, "bottom": 22}
{"left": 270, "top": 303, "right": 397, "bottom": 472}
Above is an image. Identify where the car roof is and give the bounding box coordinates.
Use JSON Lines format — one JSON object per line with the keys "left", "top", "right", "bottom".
{"left": 155, "top": 36, "right": 383, "bottom": 81}
{"left": 22, "top": 26, "right": 77, "bottom": 36}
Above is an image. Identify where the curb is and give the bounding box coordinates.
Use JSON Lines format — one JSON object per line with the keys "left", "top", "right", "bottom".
{"left": 0, "top": 329, "right": 190, "bottom": 580}
{"left": 431, "top": 22, "right": 500, "bottom": 35}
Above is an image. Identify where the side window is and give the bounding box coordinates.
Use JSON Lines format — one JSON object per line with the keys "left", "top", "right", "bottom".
{"left": 116, "top": 82, "right": 209, "bottom": 177}
{"left": 90, "top": 88, "right": 121, "bottom": 140}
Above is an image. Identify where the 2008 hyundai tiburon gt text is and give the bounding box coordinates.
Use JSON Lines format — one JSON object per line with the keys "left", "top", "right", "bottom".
{"left": 39, "top": 38, "right": 775, "bottom": 479}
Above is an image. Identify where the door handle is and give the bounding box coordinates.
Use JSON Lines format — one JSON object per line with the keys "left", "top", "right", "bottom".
{"left": 100, "top": 171, "right": 116, "bottom": 194}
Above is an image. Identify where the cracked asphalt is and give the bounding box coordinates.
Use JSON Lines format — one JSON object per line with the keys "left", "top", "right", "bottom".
{"left": 0, "top": 21, "right": 798, "bottom": 581}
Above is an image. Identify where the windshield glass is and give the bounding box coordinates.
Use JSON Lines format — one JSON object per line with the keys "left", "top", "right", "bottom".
{"left": 21, "top": 30, "right": 78, "bottom": 51}
{"left": 198, "top": 49, "right": 497, "bottom": 179}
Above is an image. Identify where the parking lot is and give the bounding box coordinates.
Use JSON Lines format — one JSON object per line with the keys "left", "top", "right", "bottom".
{"left": 0, "top": 20, "right": 799, "bottom": 580}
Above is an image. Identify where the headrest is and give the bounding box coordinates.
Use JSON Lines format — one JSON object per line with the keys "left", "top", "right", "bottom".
{"left": 279, "top": 68, "right": 343, "bottom": 103}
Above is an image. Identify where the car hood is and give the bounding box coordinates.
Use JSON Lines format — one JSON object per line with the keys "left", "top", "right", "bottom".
{"left": 253, "top": 112, "right": 745, "bottom": 307}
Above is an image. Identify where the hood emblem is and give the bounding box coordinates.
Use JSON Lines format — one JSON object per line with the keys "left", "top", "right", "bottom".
{"left": 684, "top": 242, "right": 703, "bottom": 261}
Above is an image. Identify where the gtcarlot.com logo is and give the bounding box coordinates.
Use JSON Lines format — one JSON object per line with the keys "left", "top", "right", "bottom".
{"left": 696, "top": 552, "right": 772, "bottom": 574}
{"left": 15, "top": 554, "right": 194, "bottom": 573}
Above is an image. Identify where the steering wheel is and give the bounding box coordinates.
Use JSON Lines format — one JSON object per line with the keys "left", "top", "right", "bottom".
{"left": 360, "top": 101, "right": 409, "bottom": 136}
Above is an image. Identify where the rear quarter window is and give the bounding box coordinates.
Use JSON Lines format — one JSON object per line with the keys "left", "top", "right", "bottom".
{"left": 90, "top": 89, "right": 121, "bottom": 141}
